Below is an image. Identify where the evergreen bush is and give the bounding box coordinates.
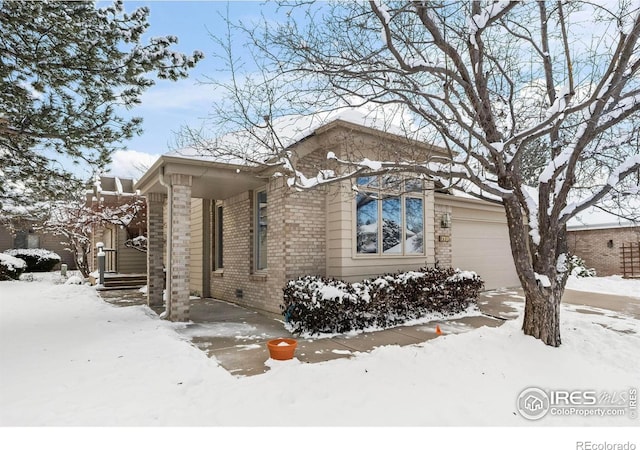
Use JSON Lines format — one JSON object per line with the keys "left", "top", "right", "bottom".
{"left": 282, "top": 267, "right": 484, "bottom": 334}
{"left": 569, "top": 255, "right": 596, "bottom": 277}
{"left": 0, "top": 254, "right": 27, "bottom": 280}
{"left": 3, "top": 249, "right": 61, "bottom": 272}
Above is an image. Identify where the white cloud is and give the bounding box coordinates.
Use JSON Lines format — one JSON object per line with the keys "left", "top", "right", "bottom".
{"left": 138, "top": 80, "right": 218, "bottom": 111}
{"left": 106, "top": 149, "right": 160, "bottom": 180}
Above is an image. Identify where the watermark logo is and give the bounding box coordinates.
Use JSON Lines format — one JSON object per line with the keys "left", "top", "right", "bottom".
{"left": 517, "top": 387, "right": 550, "bottom": 420}
{"left": 576, "top": 442, "right": 637, "bottom": 450}
{"left": 516, "top": 387, "right": 637, "bottom": 421}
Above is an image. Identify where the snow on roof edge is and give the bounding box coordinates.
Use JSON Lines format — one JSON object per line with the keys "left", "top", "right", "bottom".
{"left": 164, "top": 105, "right": 431, "bottom": 166}
{"left": 567, "top": 221, "right": 638, "bottom": 231}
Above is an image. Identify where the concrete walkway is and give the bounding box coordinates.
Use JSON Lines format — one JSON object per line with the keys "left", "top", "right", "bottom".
{"left": 97, "top": 287, "right": 639, "bottom": 377}
{"left": 181, "top": 299, "right": 504, "bottom": 376}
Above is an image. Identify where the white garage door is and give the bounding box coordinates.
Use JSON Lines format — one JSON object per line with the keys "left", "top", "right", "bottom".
{"left": 451, "top": 217, "right": 520, "bottom": 290}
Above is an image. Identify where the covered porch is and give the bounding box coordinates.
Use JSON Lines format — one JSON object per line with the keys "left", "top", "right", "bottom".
{"left": 135, "top": 155, "right": 266, "bottom": 321}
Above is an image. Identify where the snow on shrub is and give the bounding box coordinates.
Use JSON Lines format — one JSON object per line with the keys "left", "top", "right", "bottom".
{"left": 3, "top": 249, "right": 61, "bottom": 273}
{"left": 282, "top": 267, "right": 484, "bottom": 335}
{"left": 64, "top": 275, "right": 84, "bottom": 285}
{"left": 0, "top": 253, "right": 27, "bottom": 280}
{"left": 569, "top": 255, "right": 596, "bottom": 278}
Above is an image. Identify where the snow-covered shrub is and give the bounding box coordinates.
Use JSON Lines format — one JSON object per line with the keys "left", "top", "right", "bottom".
{"left": 0, "top": 253, "right": 27, "bottom": 280}
{"left": 19, "top": 273, "right": 34, "bottom": 282}
{"left": 64, "top": 275, "right": 84, "bottom": 285}
{"left": 569, "top": 255, "right": 596, "bottom": 278}
{"left": 3, "top": 249, "right": 61, "bottom": 272}
{"left": 282, "top": 268, "right": 484, "bottom": 335}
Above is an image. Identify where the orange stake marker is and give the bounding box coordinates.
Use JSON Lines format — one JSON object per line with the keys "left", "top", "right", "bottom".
{"left": 436, "top": 325, "right": 442, "bottom": 335}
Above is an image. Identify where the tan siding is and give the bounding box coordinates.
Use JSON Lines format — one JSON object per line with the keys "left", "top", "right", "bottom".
{"left": 116, "top": 227, "right": 146, "bottom": 274}
{"left": 0, "top": 226, "right": 13, "bottom": 250}
{"left": 39, "top": 233, "right": 76, "bottom": 269}
{"left": 0, "top": 225, "right": 76, "bottom": 269}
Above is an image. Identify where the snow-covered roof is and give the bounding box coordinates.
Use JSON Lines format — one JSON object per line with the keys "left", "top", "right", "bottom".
{"left": 89, "top": 175, "right": 140, "bottom": 198}
{"left": 166, "top": 104, "right": 426, "bottom": 166}
{"left": 567, "top": 204, "right": 638, "bottom": 230}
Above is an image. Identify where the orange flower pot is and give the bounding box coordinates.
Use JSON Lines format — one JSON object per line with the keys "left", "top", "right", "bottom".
{"left": 267, "top": 338, "right": 297, "bottom": 360}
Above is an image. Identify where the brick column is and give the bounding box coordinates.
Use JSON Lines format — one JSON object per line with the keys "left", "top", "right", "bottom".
{"left": 146, "top": 192, "right": 166, "bottom": 309}
{"left": 434, "top": 204, "right": 452, "bottom": 268}
{"left": 168, "top": 174, "right": 192, "bottom": 321}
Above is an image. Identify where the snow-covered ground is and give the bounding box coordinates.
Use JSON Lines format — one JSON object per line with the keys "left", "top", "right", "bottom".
{"left": 566, "top": 274, "right": 640, "bottom": 298}
{"left": 1, "top": 274, "right": 639, "bottom": 448}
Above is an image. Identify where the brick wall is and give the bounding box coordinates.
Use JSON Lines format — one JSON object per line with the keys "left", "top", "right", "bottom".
{"left": 567, "top": 226, "right": 640, "bottom": 276}
{"left": 434, "top": 204, "right": 452, "bottom": 268}
{"left": 146, "top": 193, "right": 165, "bottom": 308}
{"left": 211, "top": 188, "right": 285, "bottom": 314}
{"left": 284, "top": 151, "right": 327, "bottom": 280}
{"left": 211, "top": 174, "right": 327, "bottom": 314}
{"left": 168, "top": 175, "right": 192, "bottom": 321}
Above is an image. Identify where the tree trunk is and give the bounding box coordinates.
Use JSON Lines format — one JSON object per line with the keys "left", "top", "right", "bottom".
{"left": 73, "top": 243, "right": 91, "bottom": 278}
{"left": 502, "top": 196, "right": 563, "bottom": 347}
{"left": 521, "top": 283, "right": 562, "bottom": 347}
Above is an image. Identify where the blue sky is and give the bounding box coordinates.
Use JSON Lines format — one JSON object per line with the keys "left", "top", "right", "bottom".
{"left": 106, "top": 1, "right": 280, "bottom": 177}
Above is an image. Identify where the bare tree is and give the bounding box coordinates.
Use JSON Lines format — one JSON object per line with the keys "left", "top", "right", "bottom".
{"left": 181, "top": 1, "right": 640, "bottom": 347}
{"left": 42, "top": 193, "right": 145, "bottom": 277}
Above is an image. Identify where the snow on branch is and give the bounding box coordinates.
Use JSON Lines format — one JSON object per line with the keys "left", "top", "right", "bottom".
{"left": 467, "top": 1, "right": 514, "bottom": 49}
{"left": 559, "top": 154, "right": 640, "bottom": 221}
{"left": 538, "top": 122, "right": 589, "bottom": 184}
{"left": 599, "top": 92, "right": 640, "bottom": 124}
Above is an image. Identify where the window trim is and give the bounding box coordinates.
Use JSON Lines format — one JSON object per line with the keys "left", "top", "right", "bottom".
{"left": 214, "top": 204, "right": 224, "bottom": 270}
{"left": 254, "top": 188, "right": 268, "bottom": 272}
{"left": 353, "top": 177, "right": 426, "bottom": 258}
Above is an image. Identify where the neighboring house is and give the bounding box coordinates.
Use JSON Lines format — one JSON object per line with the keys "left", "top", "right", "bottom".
{"left": 568, "top": 207, "right": 640, "bottom": 278}
{"left": 86, "top": 176, "right": 147, "bottom": 276}
{"left": 135, "top": 114, "right": 520, "bottom": 321}
{"left": 0, "top": 219, "right": 76, "bottom": 269}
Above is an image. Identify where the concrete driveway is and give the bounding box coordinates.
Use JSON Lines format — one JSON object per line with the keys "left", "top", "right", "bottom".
{"left": 478, "top": 287, "right": 640, "bottom": 320}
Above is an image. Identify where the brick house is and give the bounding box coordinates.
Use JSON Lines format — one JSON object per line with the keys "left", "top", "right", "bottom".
{"left": 568, "top": 209, "right": 640, "bottom": 277}
{"left": 135, "top": 115, "right": 519, "bottom": 321}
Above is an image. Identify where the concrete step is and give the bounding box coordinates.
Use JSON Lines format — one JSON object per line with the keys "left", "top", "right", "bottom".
{"left": 96, "top": 285, "right": 144, "bottom": 291}
{"left": 103, "top": 281, "right": 146, "bottom": 288}
{"left": 93, "top": 273, "right": 147, "bottom": 289}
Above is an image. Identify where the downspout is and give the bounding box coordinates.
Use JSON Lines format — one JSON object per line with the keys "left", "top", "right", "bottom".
{"left": 158, "top": 165, "right": 172, "bottom": 319}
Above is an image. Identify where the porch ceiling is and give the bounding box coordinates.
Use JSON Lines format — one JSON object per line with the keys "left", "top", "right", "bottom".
{"left": 135, "top": 155, "right": 268, "bottom": 199}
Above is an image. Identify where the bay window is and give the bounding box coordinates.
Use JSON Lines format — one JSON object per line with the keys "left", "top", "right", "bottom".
{"left": 356, "top": 176, "right": 425, "bottom": 255}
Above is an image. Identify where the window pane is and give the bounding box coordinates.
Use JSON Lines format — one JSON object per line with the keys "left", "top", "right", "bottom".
{"left": 380, "top": 175, "right": 402, "bottom": 193}
{"left": 356, "top": 193, "right": 378, "bottom": 253}
{"left": 356, "top": 176, "right": 378, "bottom": 189}
{"left": 13, "top": 231, "right": 27, "bottom": 248}
{"left": 382, "top": 197, "right": 401, "bottom": 253}
{"left": 257, "top": 191, "right": 267, "bottom": 270}
{"left": 405, "top": 198, "right": 424, "bottom": 254}
{"left": 27, "top": 234, "right": 40, "bottom": 249}
{"left": 405, "top": 178, "right": 423, "bottom": 193}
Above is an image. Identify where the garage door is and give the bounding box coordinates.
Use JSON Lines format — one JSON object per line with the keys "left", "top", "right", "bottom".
{"left": 451, "top": 217, "right": 520, "bottom": 290}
